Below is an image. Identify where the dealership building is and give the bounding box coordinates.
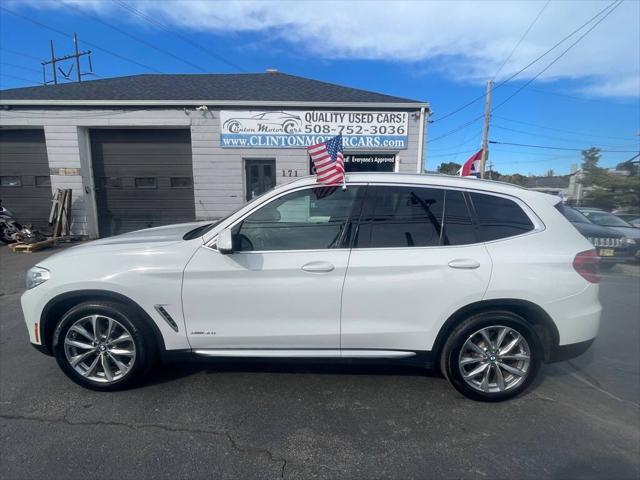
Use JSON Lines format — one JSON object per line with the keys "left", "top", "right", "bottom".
{"left": 0, "top": 72, "right": 429, "bottom": 238}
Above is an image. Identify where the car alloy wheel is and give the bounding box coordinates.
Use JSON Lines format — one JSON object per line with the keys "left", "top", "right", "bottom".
{"left": 458, "top": 325, "right": 531, "bottom": 393}
{"left": 63, "top": 314, "right": 137, "bottom": 383}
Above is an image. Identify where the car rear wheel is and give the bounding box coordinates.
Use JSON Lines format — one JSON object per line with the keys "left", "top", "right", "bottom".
{"left": 53, "top": 301, "right": 157, "bottom": 391}
{"left": 440, "top": 311, "right": 542, "bottom": 401}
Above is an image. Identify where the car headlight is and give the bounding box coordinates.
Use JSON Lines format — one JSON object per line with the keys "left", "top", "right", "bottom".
{"left": 26, "top": 266, "right": 50, "bottom": 290}
{"left": 622, "top": 237, "right": 637, "bottom": 246}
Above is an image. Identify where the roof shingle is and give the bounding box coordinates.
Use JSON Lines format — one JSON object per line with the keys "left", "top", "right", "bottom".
{"left": 0, "top": 72, "right": 424, "bottom": 104}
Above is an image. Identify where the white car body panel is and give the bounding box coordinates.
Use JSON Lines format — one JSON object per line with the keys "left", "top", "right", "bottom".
{"left": 20, "top": 223, "right": 205, "bottom": 350}
{"left": 20, "top": 173, "right": 601, "bottom": 361}
{"left": 182, "top": 246, "right": 350, "bottom": 349}
{"left": 341, "top": 243, "right": 492, "bottom": 351}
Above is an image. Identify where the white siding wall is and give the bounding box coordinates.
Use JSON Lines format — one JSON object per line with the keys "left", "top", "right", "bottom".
{"left": 0, "top": 107, "right": 422, "bottom": 237}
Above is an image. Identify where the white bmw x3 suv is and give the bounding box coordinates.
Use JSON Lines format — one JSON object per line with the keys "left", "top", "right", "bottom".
{"left": 21, "top": 173, "right": 601, "bottom": 401}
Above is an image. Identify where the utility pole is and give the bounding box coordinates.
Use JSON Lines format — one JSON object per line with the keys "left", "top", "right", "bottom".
{"left": 480, "top": 80, "right": 493, "bottom": 179}
{"left": 41, "top": 33, "right": 93, "bottom": 85}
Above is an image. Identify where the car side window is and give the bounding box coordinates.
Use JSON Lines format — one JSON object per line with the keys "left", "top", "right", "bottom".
{"left": 234, "top": 186, "right": 362, "bottom": 251}
{"left": 356, "top": 186, "right": 445, "bottom": 248}
{"left": 442, "top": 190, "right": 476, "bottom": 245}
{"left": 469, "top": 192, "right": 534, "bottom": 242}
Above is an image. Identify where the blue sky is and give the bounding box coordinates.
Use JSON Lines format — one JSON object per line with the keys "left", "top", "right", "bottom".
{"left": 0, "top": 0, "right": 638, "bottom": 176}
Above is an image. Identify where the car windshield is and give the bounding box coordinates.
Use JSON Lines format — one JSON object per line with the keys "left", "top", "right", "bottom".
{"left": 582, "top": 211, "right": 633, "bottom": 227}
{"left": 182, "top": 185, "right": 278, "bottom": 240}
{"left": 558, "top": 205, "right": 590, "bottom": 224}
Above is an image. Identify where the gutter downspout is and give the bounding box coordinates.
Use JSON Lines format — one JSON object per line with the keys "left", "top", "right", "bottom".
{"left": 416, "top": 107, "right": 426, "bottom": 174}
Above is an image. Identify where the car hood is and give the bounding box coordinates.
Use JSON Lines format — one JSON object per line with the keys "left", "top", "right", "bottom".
{"left": 570, "top": 222, "right": 624, "bottom": 238}
{"left": 86, "top": 222, "right": 211, "bottom": 246}
{"left": 41, "top": 222, "right": 210, "bottom": 263}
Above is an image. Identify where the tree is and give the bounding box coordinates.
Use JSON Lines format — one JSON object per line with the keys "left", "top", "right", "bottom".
{"left": 437, "top": 162, "right": 462, "bottom": 175}
{"left": 580, "top": 147, "right": 640, "bottom": 210}
{"left": 581, "top": 147, "right": 602, "bottom": 172}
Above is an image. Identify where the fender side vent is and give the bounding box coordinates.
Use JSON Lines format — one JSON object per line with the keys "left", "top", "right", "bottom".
{"left": 154, "top": 305, "right": 179, "bottom": 332}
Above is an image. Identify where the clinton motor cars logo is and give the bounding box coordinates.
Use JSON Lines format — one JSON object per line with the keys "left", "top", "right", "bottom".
{"left": 220, "top": 110, "right": 409, "bottom": 149}
{"left": 222, "top": 111, "right": 303, "bottom": 134}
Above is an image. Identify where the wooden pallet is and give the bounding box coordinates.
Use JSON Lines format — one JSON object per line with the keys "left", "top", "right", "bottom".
{"left": 8, "top": 238, "right": 55, "bottom": 253}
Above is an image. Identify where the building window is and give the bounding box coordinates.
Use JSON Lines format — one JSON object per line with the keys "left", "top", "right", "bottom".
{"left": 134, "top": 177, "right": 157, "bottom": 189}
{"left": 102, "top": 177, "right": 123, "bottom": 188}
{"left": 35, "top": 176, "right": 51, "bottom": 187}
{"left": 0, "top": 176, "right": 21, "bottom": 187}
{"left": 170, "top": 177, "right": 193, "bottom": 188}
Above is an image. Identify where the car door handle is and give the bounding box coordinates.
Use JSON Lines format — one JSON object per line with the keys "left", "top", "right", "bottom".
{"left": 302, "top": 261, "right": 335, "bottom": 273}
{"left": 448, "top": 258, "right": 481, "bottom": 270}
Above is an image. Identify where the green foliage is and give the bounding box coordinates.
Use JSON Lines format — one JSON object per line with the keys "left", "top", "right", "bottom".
{"left": 580, "top": 147, "right": 640, "bottom": 209}
{"left": 436, "top": 162, "right": 462, "bottom": 175}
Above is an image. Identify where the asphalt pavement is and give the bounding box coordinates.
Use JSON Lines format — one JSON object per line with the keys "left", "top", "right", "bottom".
{"left": 1, "top": 245, "right": 639, "bottom": 479}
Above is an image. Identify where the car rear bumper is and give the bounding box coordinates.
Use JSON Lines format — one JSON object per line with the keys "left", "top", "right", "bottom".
{"left": 548, "top": 338, "right": 594, "bottom": 363}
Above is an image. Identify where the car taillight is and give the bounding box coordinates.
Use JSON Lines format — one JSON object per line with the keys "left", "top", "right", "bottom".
{"left": 573, "top": 250, "right": 600, "bottom": 283}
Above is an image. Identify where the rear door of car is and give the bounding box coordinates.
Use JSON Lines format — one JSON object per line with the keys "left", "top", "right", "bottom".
{"left": 340, "top": 184, "right": 493, "bottom": 353}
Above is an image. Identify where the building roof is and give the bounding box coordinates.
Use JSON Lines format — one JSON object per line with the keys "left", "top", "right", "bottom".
{"left": 0, "top": 72, "right": 426, "bottom": 107}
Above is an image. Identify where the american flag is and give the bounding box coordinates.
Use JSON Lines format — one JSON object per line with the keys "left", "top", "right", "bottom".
{"left": 307, "top": 135, "right": 345, "bottom": 185}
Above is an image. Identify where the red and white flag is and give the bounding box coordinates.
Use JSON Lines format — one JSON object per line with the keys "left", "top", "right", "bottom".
{"left": 458, "top": 149, "right": 483, "bottom": 177}
{"left": 308, "top": 135, "right": 345, "bottom": 185}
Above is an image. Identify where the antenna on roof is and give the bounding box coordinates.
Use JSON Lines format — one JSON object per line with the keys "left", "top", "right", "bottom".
{"left": 41, "top": 33, "right": 95, "bottom": 85}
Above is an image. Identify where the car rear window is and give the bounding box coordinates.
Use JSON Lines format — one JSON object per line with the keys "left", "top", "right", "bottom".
{"left": 469, "top": 192, "right": 534, "bottom": 242}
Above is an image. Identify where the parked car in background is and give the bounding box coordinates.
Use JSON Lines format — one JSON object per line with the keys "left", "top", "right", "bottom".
{"left": 21, "top": 174, "right": 601, "bottom": 402}
{"left": 615, "top": 213, "right": 640, "bottom": 228}
{"left": 575, "top": 208, "right": 640, "bottom": 250}
{"left": 556, "top": 204, "right": 637, "bottom": 268}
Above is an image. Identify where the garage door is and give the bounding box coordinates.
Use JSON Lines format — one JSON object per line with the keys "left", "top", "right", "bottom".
{"left": 90, "top": 129, "right": 195, "bottom": 237}
{"left": 0, "top": 129, "right": 51, "bottom": 229}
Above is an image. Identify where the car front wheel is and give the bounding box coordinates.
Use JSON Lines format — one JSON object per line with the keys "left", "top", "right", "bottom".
{"left": 440, "top": 311, "right": 542, "bottom": 401}
{"left": 53, "top": 301, "right": 157, "bottom": 391}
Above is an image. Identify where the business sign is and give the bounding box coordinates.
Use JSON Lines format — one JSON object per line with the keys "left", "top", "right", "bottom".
{"left": 220, "top": 110, "right": 409, "bottom": 149}
{"left": 308, "top": 153, "right": 396, "bottom": 174}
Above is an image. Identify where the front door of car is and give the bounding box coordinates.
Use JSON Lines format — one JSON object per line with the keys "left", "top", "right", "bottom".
{"left": 340, "top": 185, "right": 492, "bottom": 353}
{"left": 182, "top": 185, "right": 364, "bottom": 350}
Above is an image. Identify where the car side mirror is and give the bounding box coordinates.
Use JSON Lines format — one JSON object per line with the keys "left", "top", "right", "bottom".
{"left": 217, "top": 228, "right": 234, "bottom": 254}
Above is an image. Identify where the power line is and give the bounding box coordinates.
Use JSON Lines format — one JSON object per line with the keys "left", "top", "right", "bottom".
{"left": 492, "top": 124, "right": 637, "bottom": 148}
{"left": 489, "top": 140, "right": 637, "bottom": 153}
{"left": 111, "top": 0, "right": 247, "bottom": 72}
{"left": 0, "top": 6, "right": 163, "bottom": 74}
{"left": 491, "top": 0, "right": 623, "bottom": 112}
{"left": 0, "top": 73, "right": 40, "bottom": 85}
{"left": 431, "top": 0, "right": 620, "bottom": 124}
{"left": 492, "top": 0, "right": 551, "bottom": 81}
{"left": 428, "top": 115, "right": 484, "bottom": 143}
{"left": 66, "top": 3, "right": 209, "bottom": 73}
{"left": 499, "top": 83, "right": 638, "bottom": 108}
{"left": 428, "top": 149, "right": 478, "bottom": 159}
{"left": 0, "top": 61, "right": 41, "bottom": 74}
{"left": 493, "top": 115, "right": 636, "bottom": 140}
{"left": 0, "top": 47, "right": 41, "bottom": 61}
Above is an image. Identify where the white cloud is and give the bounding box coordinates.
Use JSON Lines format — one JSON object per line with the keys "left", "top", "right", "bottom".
{"left": 13, "top": 0, "right": 640, "bottom": 98}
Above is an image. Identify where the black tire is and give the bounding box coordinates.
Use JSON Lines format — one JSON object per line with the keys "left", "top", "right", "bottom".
{"left": 52, "top": 300, "right": 157, "bottom": 391}
{"left": 0, "top": 223, "right": 19, "bottom": 244}
{"left": 440, "top": 310, "right": 543, "bottom": 402}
